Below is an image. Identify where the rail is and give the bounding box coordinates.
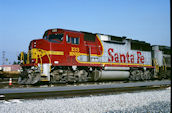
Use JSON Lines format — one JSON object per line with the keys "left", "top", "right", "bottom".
{"left": 0, "top": 80, "right": 170, "bottom": 100}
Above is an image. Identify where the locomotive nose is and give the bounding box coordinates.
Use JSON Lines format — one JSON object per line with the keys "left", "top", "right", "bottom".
{"left": 29, "top": 40, "right": 39, "bottom": 49}
{"left": 28, "top": 40, "right": 42, "bottom": 64}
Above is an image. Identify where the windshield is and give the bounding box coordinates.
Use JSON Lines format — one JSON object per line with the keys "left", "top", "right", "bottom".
{"left": 48, "top": 34, "right": 64, "bottom": 43}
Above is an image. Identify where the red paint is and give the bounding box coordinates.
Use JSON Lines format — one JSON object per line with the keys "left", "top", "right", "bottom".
{"left": 108, "top": 48, "right": 114, "bottom": 62}
{"left": 137, "top": 51, "right": 144, "bottom": 63}
{"left": 108, "top": 48, "right": 145, "bottom": 64}
{"left": 120, "top": 54, "right": 126, "bottom": 63}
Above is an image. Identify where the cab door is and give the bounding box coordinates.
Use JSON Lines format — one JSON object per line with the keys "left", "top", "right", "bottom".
{"left": 65, "top": 32, "right": 80, "bottom": 65}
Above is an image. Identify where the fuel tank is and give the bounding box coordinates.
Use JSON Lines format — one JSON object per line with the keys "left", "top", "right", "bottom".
{"left": 92, "top": 67, "right": 130, "bottom": 81}
{"left": 100, "top": 71, "right": 130, "bottom": 80}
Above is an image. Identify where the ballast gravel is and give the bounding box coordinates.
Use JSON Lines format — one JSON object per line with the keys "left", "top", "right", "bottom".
{"left": 0, "top": 87, "right": 170, "bottom": 113}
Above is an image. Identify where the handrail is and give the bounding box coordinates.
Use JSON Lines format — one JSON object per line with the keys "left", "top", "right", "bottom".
{"left": 20, "top": 52, "right": 25, "bottom": 64}
{"left": 163, "top": 58, "right": 167, "bottom": 71}
{"left": 153, "top": 58, "right": 159, "bottom": 73}
{"left": 31, "top": 49, "right": 52, "bottom": 73}
{"left": 45, "top": 52, "right": 51, "bottom": 72}
{"left": 26, "top": 50, "right": 30, "bottom": 64}
{"left": 38, "top": 54, "right": 43, "bottom": 72}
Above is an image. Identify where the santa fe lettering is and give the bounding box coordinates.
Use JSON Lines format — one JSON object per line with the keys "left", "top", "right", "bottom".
{"left": 108, "top": 48, "right": 144, "bottom": 64}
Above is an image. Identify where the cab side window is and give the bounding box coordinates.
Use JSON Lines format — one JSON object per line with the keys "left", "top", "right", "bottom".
{"left": 66, "top": 34, "right": 79, "bottom": 45}
{"left": 66, "top": 35, "right": 70, "bottom": 43}
{"left": 71, "top": 37, "right": 79, "bottom": 44}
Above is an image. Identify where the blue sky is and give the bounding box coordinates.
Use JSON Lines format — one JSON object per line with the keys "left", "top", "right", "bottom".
{"left": 0, "top": 0, "right": 170, "bottom": 65}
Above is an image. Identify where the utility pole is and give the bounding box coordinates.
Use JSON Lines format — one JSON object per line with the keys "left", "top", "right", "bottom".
{"left": 2, "top": 51, "right": 5, "bottom": 65}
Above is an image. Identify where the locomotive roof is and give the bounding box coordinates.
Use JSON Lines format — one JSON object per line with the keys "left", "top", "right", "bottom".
{"left": 46, "top": 28, "right": 152, "bottom": 45}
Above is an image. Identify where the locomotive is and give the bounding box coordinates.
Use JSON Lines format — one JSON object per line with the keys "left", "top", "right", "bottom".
{"left": 18, "top": 28, "right": 171, "bottom": 84}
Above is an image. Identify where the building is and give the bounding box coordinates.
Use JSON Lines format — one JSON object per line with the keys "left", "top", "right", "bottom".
{"left": 0, "top": 65, "right": 20, "bottom": 72}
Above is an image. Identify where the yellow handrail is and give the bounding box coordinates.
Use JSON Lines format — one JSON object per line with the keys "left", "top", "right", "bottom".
{"left": 153, "top": 58, "right": 159, "bottom": 73}
{"left": 20, "top": 49, "right": 52, "bottom": 73}
{"left": 20, "top": 52, "right": 25, "bottom": 64}
{"left": 31, "top": 49, "right": 52, "bottom": 72}
{"left": 45, "top": 52, "right": 51, "bottom": 72}
{"left": 38, "top": 54, "right": 43, "bottom": 72}
{"left": 26, "top": 50, "right": 30, "bottom": 64}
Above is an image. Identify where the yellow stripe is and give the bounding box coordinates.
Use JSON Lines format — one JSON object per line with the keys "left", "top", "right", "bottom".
{"left": 47, "top": 51, "right": 64, "bottom": 55}
{"left": 31, "top": 48, "right": 64, "bottom": 59}
{"left": 75, "top": 56, "right": 152, "bottom": 67}
{"left": 96, "top": 34, "right": 104, "bottom": 56}
{"left": 41, "top": 79, "right": 49, "bottom": 81}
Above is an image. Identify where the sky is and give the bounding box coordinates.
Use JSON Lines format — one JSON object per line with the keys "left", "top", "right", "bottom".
{"left": 0, "top": 0, "right": 170, "bottom": 65}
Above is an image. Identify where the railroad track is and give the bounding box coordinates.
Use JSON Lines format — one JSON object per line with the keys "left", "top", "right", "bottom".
{"left": 0, "top": 80, "right": 170, "bottom": 100}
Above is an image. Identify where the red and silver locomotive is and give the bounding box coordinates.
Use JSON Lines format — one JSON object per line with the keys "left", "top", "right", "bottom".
{"left": 19, "top": 28, "right": 171, "bottom": 84}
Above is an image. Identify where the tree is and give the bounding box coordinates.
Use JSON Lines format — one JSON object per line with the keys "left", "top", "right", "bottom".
{"left": 17, "top": 52, "right": 27, "bottom": 64}
{"left": 13, "top": 61, "right": 19, "bottom": 64}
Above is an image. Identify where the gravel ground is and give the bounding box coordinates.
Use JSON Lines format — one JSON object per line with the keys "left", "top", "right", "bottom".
{"left": 0, "top": 87, "right": 171, "bottom": 113}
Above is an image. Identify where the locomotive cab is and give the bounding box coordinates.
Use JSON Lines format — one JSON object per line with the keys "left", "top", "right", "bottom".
{"left": 43, "top": 29, "right": 64, "bottom": 43}
{"left": 19, "top": 28, "right": 88, "bottom": 84}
